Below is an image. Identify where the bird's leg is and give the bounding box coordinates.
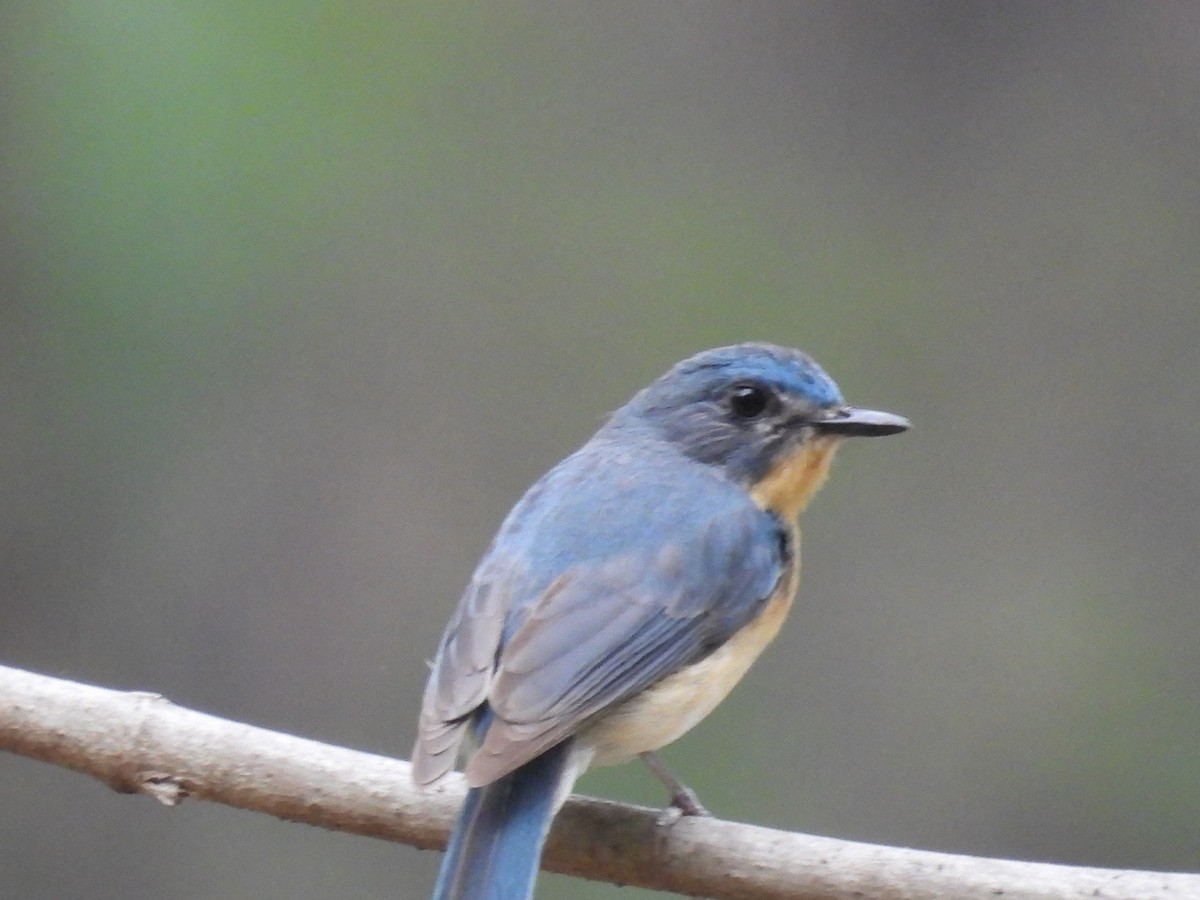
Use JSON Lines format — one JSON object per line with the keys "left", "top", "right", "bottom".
{"left": 639, "top": 751, "right": 712, "bottom": 826}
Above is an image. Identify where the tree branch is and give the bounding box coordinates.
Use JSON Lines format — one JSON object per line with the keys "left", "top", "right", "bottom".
{"left": 0, "top": 662, "right": 1193, "bottom": 899}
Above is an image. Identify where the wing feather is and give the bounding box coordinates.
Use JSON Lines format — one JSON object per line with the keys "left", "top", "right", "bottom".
{"left": 468, "top": 505, "right": 784, "bottom": 783}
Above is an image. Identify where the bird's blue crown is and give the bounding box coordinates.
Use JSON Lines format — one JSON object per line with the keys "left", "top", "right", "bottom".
{"left": 619, "top": 343, "right": 842, "bottom": 419}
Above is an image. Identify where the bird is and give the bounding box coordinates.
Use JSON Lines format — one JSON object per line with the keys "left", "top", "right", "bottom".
{"left": 412, "top": 342, "right": 909, "bottom": 899}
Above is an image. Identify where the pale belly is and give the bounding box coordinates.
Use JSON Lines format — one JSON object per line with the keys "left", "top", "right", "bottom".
{"left": 579, "top": 572, "right": 797, "bottom": 766}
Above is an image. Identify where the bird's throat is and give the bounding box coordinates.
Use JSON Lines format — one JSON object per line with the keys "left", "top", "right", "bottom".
{"left": 749, "top": 437, "right": 840, "bottom": 520}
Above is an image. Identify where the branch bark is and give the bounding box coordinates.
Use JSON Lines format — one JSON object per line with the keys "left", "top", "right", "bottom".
{"left": 0, "top": 662, "right": 1192, "bottom": 899}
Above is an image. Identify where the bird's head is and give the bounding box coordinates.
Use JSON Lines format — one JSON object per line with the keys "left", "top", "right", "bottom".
{"left": 614, "top": 343, "right": 909, "bottom": 518}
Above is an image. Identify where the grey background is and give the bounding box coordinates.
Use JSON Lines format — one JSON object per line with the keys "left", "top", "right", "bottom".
{"left": 2, "top": 3, "right": 1198, "bottom": 898}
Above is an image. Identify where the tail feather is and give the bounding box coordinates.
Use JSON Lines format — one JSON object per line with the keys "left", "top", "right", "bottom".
{"left": 433, "top": 741, "right": 578, "bottom": 900}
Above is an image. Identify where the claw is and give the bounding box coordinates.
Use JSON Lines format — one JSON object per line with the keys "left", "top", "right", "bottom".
{"left": 667, "top": 785, "right": 711, "bottom": 819}
{"left": 639, "top": 751, "right": 712, "bottom": 828}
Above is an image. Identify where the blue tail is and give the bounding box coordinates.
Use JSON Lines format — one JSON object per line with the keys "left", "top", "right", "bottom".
{"left": 432, "top": 740, "right": 576, "bottom": 900}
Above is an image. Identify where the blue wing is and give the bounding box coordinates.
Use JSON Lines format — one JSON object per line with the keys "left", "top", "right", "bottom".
{"left": 412, "top": 438, "right": 786, "bottom": 787}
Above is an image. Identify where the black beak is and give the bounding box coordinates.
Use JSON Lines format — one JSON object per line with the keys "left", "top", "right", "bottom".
{"left": 813, "top": 407, "right": 910, "bottom": 437}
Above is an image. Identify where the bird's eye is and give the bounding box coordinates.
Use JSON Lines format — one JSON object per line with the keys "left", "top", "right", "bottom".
{"left": 728, "top": 383, "right": 775, "bottom": 419}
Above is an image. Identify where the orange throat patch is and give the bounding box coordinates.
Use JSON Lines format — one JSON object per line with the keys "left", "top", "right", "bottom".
{"left": 749, "top": 436, "right": 841, "bottom": 520}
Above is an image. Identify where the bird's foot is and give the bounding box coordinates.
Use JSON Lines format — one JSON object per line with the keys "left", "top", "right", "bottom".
{"left": 655, "top": 786, "right": 712, "bottom": 828}
{"left": 639, "top": 751, "right": 712, "bottom": 827}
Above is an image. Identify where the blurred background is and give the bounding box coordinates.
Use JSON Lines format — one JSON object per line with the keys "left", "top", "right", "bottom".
{"left": 2, "top": 2, "right": 1198, "bottom": 898}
